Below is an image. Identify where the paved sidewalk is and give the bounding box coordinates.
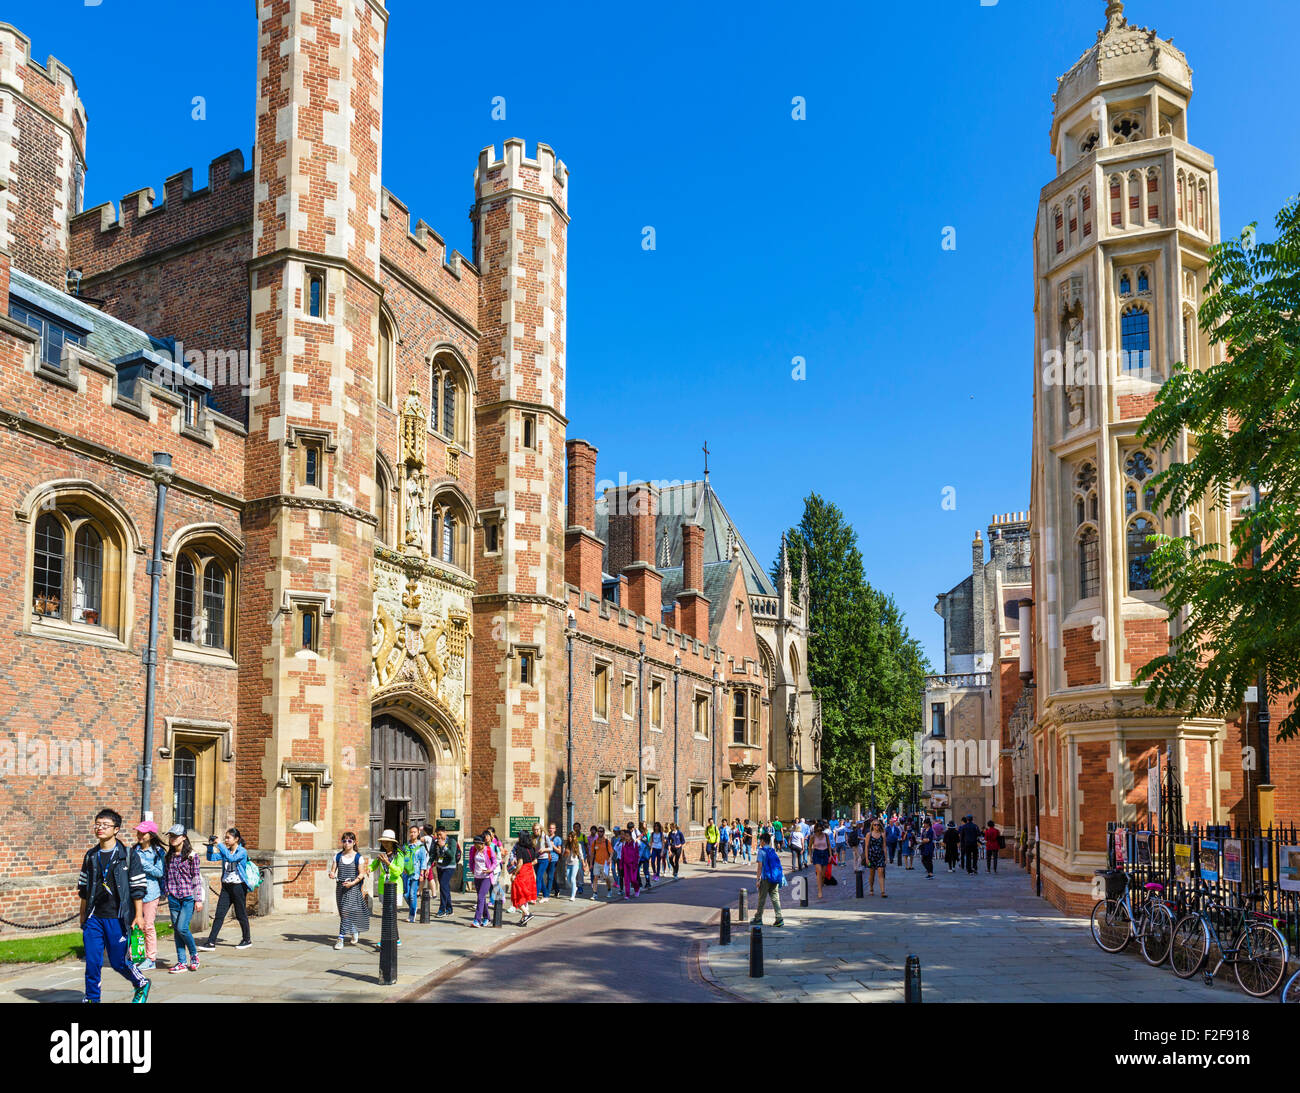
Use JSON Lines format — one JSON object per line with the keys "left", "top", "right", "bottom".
{"left": 0, "top": 868, "right": 688, "bottom": 1004}
{"left": 700, "top": 855, "right": 1266, "bottom": 1003}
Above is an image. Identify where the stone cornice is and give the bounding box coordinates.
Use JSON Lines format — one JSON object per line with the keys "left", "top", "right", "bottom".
{"left": 244, "top": 492, "right": 378, "bottom": 526}
{"left": 473, "top": 187, "right": 571, "bottom": 227}
{"left": 473, "top": 591, "right": 567, "bottom": 610}
{"left": 476, "top": 398, "right": 568, "bottom": 428}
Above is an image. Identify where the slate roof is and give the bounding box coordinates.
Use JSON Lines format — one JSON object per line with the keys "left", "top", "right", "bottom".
{"left": 9, "top": 267, "right": 172, "bottom": 362}
{"left": 593, "top": 478, "right": 778, "bottom": 600}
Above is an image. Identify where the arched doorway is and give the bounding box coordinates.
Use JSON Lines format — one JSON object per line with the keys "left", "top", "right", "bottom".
{"left": 370, "top": 713, "right": 432, "bottom": 847}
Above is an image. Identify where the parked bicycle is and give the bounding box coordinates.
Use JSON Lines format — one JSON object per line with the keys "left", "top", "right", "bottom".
{"left": 1169, "top": 881, "right": 1289, "bottom": 997}
{"left": 1089, "top": 874, "right": 1182, "bottom": 966}
{"left": 1282, "top": 965, "right": 1300, "bottom": 1004}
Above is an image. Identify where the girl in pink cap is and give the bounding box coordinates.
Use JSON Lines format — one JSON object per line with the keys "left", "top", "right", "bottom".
{"left": 133, "top": 821, "right": 166, "bottom": 970}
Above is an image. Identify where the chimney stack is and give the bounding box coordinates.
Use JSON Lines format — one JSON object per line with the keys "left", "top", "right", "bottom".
{"left": 609, "top": 483, "right": 662, "bottom": 619}
{"left": 564, "top": 440, "right": 604, "bottom": 595}
{"left": 676, "top": 520, "right": 709, "bottom": 640}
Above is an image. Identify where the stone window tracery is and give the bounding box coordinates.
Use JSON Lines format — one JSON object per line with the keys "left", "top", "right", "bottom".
{"left": 172, "top": 538, "right": 236, "bottom": 653}
{"left": 30, "top": 498, "right": 127, "bottom": 636}
{"left": 430, "top": 490, "right": 471, "bottom": 573}
{"left": 1072, "top": 462, "right": 1100, "bottom": 600}
{"left": 1111, "top": 113, "right": 1143, "bottom": 144}
{"left": 1123, "top": 450, "right": 1160, "bottom": 593}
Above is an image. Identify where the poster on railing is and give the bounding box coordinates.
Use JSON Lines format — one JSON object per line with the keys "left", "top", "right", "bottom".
{"left": 1199, "top": 839, "right": 1219, "bottom": 882}
{"left": 1134, "top": 831, "right": 1151, "bottom": 865}
{"left": 1173, "top": 841, "right": 1193, "bottom": 886}
{"left": 1281, "top": 845, "right": 1300, "bottom": 893}
{"left": 1222, "top": 838, "right": 1243, "bottom": 883}
{"left": 1113, "top": 826, "right": 1126, "bottom": 866}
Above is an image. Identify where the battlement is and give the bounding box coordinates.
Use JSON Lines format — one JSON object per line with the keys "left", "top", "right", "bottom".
{"left": 378, "top": 187, "right": 479, "bottom": 322}
{"left": 474, "top": 138, "right": 569, "bottom": 212}
{"left": 69, "top": 149, "right": 253, "bottom": 279}
{"left": 0, "top": 23, "right": 84, "bottom": 130}
{"left": 567, "top": 584, "right": 722, "bottom": 671}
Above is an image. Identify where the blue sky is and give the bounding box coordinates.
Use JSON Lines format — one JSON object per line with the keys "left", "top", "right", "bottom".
{"left": 11, "top": 0, "right": 1299, "bottom": 667}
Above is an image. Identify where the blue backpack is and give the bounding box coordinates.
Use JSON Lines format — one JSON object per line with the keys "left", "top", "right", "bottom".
{"left": 760, "top": 846, "right": 784, "bottom": 887}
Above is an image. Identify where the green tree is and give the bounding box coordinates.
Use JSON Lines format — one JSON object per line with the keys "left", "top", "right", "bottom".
{"left": 1137, "top": 195, "right": 1300, "bottom": 741}
{"left": 774, "top": 494, "right": 932, "bottom": 809}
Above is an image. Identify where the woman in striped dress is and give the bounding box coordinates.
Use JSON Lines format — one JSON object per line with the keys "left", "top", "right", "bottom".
{"left": 328, "top": 831, "right": 368, "bottom": 949}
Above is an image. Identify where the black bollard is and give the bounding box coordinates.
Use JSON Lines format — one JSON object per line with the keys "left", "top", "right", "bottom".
{"left": 379, "top": 883, "right": 398, "bottom": 985}
{"left": 856, "top": 870, "right": 864, "bottom": 899}
{"left": 720, "top": 906, "right": 732, "bottom": 945}
{"left": 492, "top": 895, "right": 503, "bottom": 928}
{"left": 749, "top": 924, "right": 764, "bottom": 978}
{"left": 419, "top": 882, "right": 431, "bottom": 924}
{"left": 904, "top": 953, "right": 922, "bottom": 1003}
{"left": 738, "top": 888, "right": 747, "bottom": 923}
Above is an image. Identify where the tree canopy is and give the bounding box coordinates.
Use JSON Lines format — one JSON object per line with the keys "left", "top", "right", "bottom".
{"left": 1137, "top": 195, "right": 1300, "bottom": 741}
{"left": 774, "top": 493, "right": 932, "bottom": 809}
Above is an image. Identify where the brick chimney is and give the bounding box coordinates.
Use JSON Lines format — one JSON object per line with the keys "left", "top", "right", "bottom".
{"left": 676, "top": 520, "right": 709, "bottom": 640}
{"left": 609, "top": 483, "right": 661, "bottom": 619}
{"left": 564, "top": 440, "right": 605, "bottom": 595}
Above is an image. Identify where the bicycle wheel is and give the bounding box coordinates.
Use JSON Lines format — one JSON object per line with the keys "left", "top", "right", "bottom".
{"left": 1140, "top": 902, "right": 1175, "bottom": 967}
{"left": 1233, "top": 923, "right": 1287, "bottom": 998}
{"left": 1090, "top": 898, "right": 1132, "bottom": 953}
{"left": 1283, "top": 969, "right": 1300, "bottom": 1004}
{"left": 1170, "top": 914, "right": 1209, "bottom": 979}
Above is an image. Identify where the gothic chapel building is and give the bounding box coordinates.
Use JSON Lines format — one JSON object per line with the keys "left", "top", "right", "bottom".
{"left": 0, "top": 2, "right": 816, "bottom": 926}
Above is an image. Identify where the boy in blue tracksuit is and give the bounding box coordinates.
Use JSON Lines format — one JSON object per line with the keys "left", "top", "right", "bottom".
{"left": 77, "top": 808, "right": 150, "bottom": 1003}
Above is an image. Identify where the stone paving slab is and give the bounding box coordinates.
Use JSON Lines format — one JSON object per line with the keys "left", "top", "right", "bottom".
{"left": 699, "top": 859, "right": 1268, "bottom": 1004}
{"left": 0, "top": 868, "right": 693, "bottom": 1003}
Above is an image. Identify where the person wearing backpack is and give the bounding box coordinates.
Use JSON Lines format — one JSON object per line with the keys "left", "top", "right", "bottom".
{"left": 403, "top": 825, "right": 428, "bottom": 924}
{"left": 469, "top": 832, "right": 498, "bottom": 926}
{"left": 667, "top": 822, "right": 685, "bottom": 877}
{"left": 132, "top": 820, "right": 166, "bottom": 970}
{"left": 847, "top": 821, "right": 862, "bottom": 871}
{"left": 198, "top": 828, "right": 252, "bottom": 951}
{"left": 328, "top": 830, "right": 368, "bottom": 948}
{"left": 77, "top": 808, "right": 152, "bottom": 1003}
{"left": 704, "top": 821, "right": 719, "bottom": 868}
{"left": 432, "top": 828, "right": 458, "bottom": 917}
{"left": 918, "top": 823, "right": 936, "bottom": 879}
{"left": 752, "top": 831, "right": 785, "bottom": 927}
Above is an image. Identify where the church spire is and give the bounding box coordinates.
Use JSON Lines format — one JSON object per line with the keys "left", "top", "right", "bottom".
{"left": 778, "top": 531, "right": 792, "bottom": 606}
{"left": 799, "top": 541, "right": 810, "bottom": 606}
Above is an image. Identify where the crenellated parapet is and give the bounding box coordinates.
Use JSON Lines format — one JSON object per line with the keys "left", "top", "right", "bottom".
{"left": 378, "top": 188, "right": 479, "bottom": 321}
{"left": 474, "top": 138, "right": 569, "bottom": 215}
{"left": 68, "top": 150, "right": 253, "bottom": 280}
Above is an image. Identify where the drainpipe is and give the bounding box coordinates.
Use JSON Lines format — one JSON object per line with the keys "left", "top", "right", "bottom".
{"left": 566, "top": 612, "right": 575, "bottom": 834}
{"left": 637, "top": 640, "right": 646, "bottom": 824}
{"left": 141, "top": 451, "right": 173, "bottom": 820}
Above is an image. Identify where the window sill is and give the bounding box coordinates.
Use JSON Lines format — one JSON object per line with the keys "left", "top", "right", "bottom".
{"left": 29, "top": 617, "right": 126, "bottom": 652}
{"left": 649, "top": 725, "right": 663, "bottom": 733}
{"left": 171, "top": 643, "right": 238, "bottom": 670}
{"left": 593, "top": 715, "right": 609, "bottom": 725}
{"left": 693, "top": 734, "right": 710, "bottom": 742}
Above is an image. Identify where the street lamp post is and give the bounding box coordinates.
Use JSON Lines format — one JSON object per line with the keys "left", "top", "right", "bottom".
{"left": 869, "top": 743, "right": 876, "bottom": 816}
{"left": 140, "top": 451, "right": 173, "bottom": 821}
{"left": 673, "top": 653, "right": 681, "bottom": 826}
{"left": 711, "top": 668, "right": 719, "bottom": 826}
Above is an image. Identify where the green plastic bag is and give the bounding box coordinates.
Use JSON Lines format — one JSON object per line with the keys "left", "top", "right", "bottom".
{"left": 129, "top": 925, "right": 145, "bottom": 963}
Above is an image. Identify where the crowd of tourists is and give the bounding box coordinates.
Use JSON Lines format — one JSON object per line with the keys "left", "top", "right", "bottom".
{"left": 75, "top": 801, "right": 1005, "bottom": 1003}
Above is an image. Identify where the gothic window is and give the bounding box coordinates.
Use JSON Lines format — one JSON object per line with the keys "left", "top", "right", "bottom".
{"left": 377, "top": 314, "right": 394, "bottom": 407}
{"left": 306, "top": 268, "right": 325, "bottom": 318}
{"left": 1127, "top": 170, "right": 1142, "bottom": 225}
{"left": 1137, "top": 268, "right": 1150, "bottom": 294}
{"left": 1119, "top": 273, "right": 1131, "bottom": 296}
{"left": 430, "top": 352, "right": 472, "bottom": 449}
{"left": 1177, "top": 170, "right": 1186, "bottom": 222}
{"left": 1053, "top": 206, "right": 1064, "bottom": 254}
{"left": 1127, "top": 516, "right": 1157, "bottom": 592}
{"left": 375, "top": 459, "right": 392, "bottom": 547}
{"left": 1125, "top": 451, "right": 1153, "bottom": 482}
{"left": 1081, "top": 187, "right": 1092, "bottom": 236}
{"left": 172, "top": 539, "right": 236, "bottom": 653}
{"left": 1072, "top": 462, "right": 1099, "bottom": 600}
{"left": 430, "top": 491, "right": 471, "bottom": 573}
{"left": 1066, "top": 197, "right": 1077, "bottom": 244}
{"left": 1109, "top": 175, "right": 1123, "bottom": 228}
{"left": 1125, "top": 486, "right": 1137, "bottom": 515}
{"left": 1079, "top": 130, "right": 1099, "bottom": 154}
{"left": 29, "top": 499, "right": 127, "bottom": 635}
{"left": 1111, "top": 113, "right": 1143, "bottom": 144}
{"left": 1182, "top": 308, "right": 1195, "bottom": 369}
{"left": 1078, "top": 527, "right": 1100, "bottom": 599}
{"left": 1121, "top": 304, "right": 1151, "bottom": 373}
{"left": 1197, "top": 179, "right": 1208, "bottom": 231}
{"left": 1146, "top": 168, "right": 1160, "bottom": 222}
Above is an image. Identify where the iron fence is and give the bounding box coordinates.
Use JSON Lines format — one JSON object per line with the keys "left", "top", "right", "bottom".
{"left": 1107, "top": 819, "right": 1300, "bottom": 949}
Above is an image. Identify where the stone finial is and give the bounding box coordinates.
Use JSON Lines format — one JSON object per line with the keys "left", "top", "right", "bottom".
{"left": 1105, "top": 0, "right": 1126, "bottom": 31}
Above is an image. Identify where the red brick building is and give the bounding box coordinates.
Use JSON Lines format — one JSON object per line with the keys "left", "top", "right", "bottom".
{"left": 0, "top": 2, "right": 795, "bottom": 929}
